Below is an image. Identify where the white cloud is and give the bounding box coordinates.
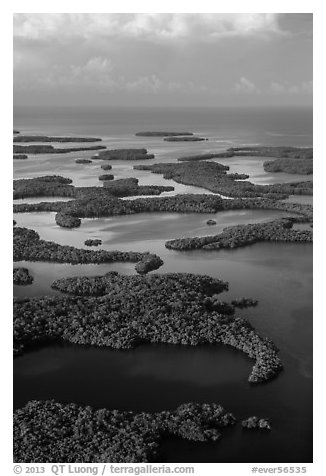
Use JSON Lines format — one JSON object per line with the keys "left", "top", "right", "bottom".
{"left": 234, "top": 77, "right": 260, "bottom": 94}
{"left": 270, "top": 80, "right": 313, "bottom": 95}
{"left": 14, "top": 13, "right": 284, "bottom": 42}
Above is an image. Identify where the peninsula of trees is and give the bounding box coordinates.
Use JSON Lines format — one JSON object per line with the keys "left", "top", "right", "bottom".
{"left": 14, "top": 271, "right": 283, "bottom": 383}
{"left": 14, "top": 400, "right": 236, "bottom": 463}
{"left": 13, "top": 226, "right": 163, "bottom": 274}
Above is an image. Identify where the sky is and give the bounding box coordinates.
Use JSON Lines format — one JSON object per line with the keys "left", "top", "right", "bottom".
{"left": 13, "top": 13, "right": 313, "bottom": 108}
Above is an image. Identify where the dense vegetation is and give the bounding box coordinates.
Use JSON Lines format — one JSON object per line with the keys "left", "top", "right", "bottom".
{"left": 14, "top": 271, "right": 282, "bottom": 382}
{"left": 75, "top": 159, "right": 93, "bottom": 164}
{"left": 14, "top": 400, "right": 236, "bottom": 462}
{"left": 133, "top": 162, "right": 313, "bottom": 198}
{"left": 13, "top": 267, "right": 33, "bottom": 285}
{"left": 94, "top": 148, "right": 154, "bottom": 161}
{"left": 14, "top": 136, "right": 102, "bottom": 143}
{"left": 13, "top": 145, "right": 106, "bottom": 155}
{"left": 13, "top": 154, "right": 28, "bottom": 160}
{"left": 14, "top": 176, "right": 75, "bottom": 199}
{"left": 263, "top": 158, "right": 313, "bottom": 175}
{"left": 13, "top": 226, "right": 163, "bottom": 273}
{"left": 242, "top": 417, "right": 271, "bottom": 430}
{"left": 135, "top": 132, "right": 194, "bottom": 137}
{"left": 166, "top": 219, "right": 312, "bottom": 251}
{"left": 84, "top": 239, "right": 102, "bottom": 247}
{"left": 164, "top": 136, "right": 206, "bottom": 142}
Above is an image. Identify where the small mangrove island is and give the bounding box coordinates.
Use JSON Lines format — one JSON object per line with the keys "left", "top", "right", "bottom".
{"left": 94, "top": 148, "right": 154, "bottom": 161}
{"left": 164, "top": 136, "right": 206, "bottom": 142}
{"left": 13, "top": 267, "right": 33, "bottom": 285}
{"left": 135, "top": 131, "right": 194, "bottom": 137}
{"left": 242, "top": 416, "right": 271, "bottom": 430}
{"left": 75, "top": 159, "right": 92, "bottom": 164}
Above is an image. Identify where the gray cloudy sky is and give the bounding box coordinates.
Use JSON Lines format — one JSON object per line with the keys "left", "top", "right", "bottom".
{"left": 13, "top": 13, "right": 313, "bottom": 107}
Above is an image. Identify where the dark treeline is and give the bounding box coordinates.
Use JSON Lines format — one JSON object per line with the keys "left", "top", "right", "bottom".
{"left": 75, "top": 159, "right": 92, "bottom": 164}
{"left": 13, "top": 267, "right": 33, "bottom": 285}
{"left": 166, "top": 219, "right": 312, "bottom": 251}
{"left": 263, "top": 158, "right": 313, "bottom": 175}
{"left": 228, "top": 146, "right": 313, "bottom": 159}
{"left": 135, "top": 132, "right": 194, "bottom": 137}
{"left": 14, "top": 400, "right": 236, "bottom": 463}
{"left": 164, "top": 136, "right": 206, "bottom": 142}
{"left": 178, "top": 152, "right": 234, "bottom": 162}
{"left": 13, "top": 145, "right": 106, "bottom": 155}
{"left": 94, "top": 148, "right": 154, "bottom": 161}
{"left": 13, "top": 226, "right": 163, "bottom": 274}
{"left": 133, "top": 162, "right": 313, "bottom": 198}
{"left": 14, "top": 270, "right": 282, "bottom": 383}
{"left": 14, "top": 136, "right": 102, "bottom": 143}
{"left": 13, "top": 154, "right": 28, "bottom": 160}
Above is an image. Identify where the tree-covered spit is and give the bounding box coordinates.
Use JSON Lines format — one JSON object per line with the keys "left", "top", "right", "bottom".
{"left": 14, "top": 135, "right": 102, "bottom": 143}
{"left": 13, "top": 226, "right": 163, "bottom": 273}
